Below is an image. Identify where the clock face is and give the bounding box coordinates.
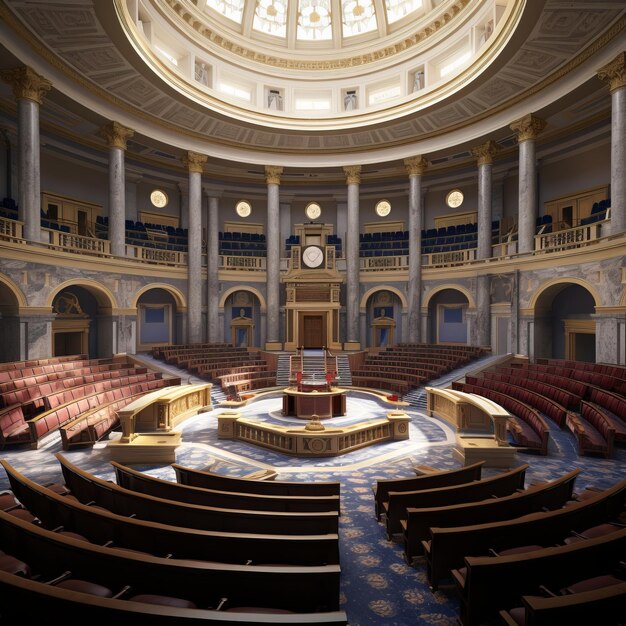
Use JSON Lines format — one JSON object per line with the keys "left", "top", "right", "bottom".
{"left": 376, "top": 200, "right": 391, "bottom": 217}
{"left": 305, "top": 202, "right": 322, "bottom": 220}
{"left": 446, "top": 189, "right": 464, "bottom": 208}
{"left": 150, "top": 189, "right": 168, "bottom": 208}
{"left": 302, "top": 245, "right": 324, "bottom": 268}
{"left": 236, "top": 200, "right": 251, "bottom": 218}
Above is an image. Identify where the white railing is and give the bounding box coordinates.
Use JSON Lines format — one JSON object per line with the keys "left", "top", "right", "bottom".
{"left": 534, "top": 221, "right": 604, "bottom": 252}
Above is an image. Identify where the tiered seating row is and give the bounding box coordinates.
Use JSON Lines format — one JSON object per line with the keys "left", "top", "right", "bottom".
{"left": 352, "top": 344, "right": 486, "bottom": 396}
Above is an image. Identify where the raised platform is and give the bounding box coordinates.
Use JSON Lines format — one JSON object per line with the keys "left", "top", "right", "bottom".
{"left": 108, "top": 432, "right": 182, "bottom": 464}
{"left": 452, "top": 434, "right": 518, "bottom": 468}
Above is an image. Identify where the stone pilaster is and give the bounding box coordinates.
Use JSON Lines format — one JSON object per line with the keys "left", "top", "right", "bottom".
{"left": 472, "top": 140, "right": 499, "bottom": 260}
{"left": 183, "top": 151, "right": 207, "bottom": 344}
{"left": 344, "top": 165, "right": 361, "bottom": 349}
{"left": 405, "top": 156, "right": 428, "bottom": 343}
{"left": 0, "top": 67, "right": 51, "bottom": 243}
{"left": 265, "top": 165, "right": 283, "bottom": 349}
{"left": 598, "top": 52, "right": 626, "bottom": 236}
{"left": 510, "top": 114, "right": 546, "bottom": 254}
{"left": 98, "top": 121, "right": 134, "bottom": 257}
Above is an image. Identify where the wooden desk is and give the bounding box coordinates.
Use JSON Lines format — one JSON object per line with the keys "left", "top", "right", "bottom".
{"left": 282, "top": 386, "right": 347, "bottom": 419}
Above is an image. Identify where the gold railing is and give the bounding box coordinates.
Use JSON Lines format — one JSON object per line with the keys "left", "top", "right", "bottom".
{"left": 48, "top": 230, "right": 110, "bottom": 256}
{"left": 534, "top": 221, "right": 604, "bottom": 252}
{"left": 424, "top": 248, "right": 476, "bottom": 267}
{"left": 360, "top": 255, "right": 407, "bottom": 271}
{"left": 0, "top": 216, "right": 23, "bottom": 241}
{"left": 220, "top": 255, "right": 266, "bottom": 271}
{"left": 128, "top": 244, "right": 186, "bottom": 265}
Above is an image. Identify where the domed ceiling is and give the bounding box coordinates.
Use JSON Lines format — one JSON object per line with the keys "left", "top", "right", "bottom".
{"left": 0, "top": 0, "right": 625, "bottom": 168}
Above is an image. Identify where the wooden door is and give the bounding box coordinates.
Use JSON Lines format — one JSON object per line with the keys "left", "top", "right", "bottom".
{"left": 302, "top": 315, "right": 324, "bottom": 348}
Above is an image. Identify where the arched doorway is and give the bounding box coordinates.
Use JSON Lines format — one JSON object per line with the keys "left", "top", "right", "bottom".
{"left": 533, "top": 282, "right": 597, "bottom": 362}
{"left": 136, "top": 288, "right": 180, "bottom": 351}
{"left": 427, "top": 288, "right": 469, "bottom": 344}
{"left": 225, "top": 290, "right": 261, "bottom": 348}
{"left": 365, "top": 290, "right": 401, "bottom": 348}
{"left": 0, "top": 278, "right": 24, "bottom": 362}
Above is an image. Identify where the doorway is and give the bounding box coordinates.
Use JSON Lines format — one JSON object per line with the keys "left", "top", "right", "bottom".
{"left": 301, "top": 314, "right": 325, "bottom": 348}
{"left": 54, "top": 331, "right": 84, "bottom": 356}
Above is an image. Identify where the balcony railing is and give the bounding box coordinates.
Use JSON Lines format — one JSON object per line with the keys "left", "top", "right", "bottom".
{"left": 0, "top": 216, "right": 23, "bottom": 241}
{"left": 534, "top": 221, "right": 605, "bottom": 252}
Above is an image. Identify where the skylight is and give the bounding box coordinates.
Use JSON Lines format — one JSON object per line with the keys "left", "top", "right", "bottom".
{"left": 385, "top": 0, "right": 422, "bottom": 24}
{"left": 206, "top": 0, "right": 245, "bottom": 23}
{"left": 253, "top": 0, "right": 288, "bottom": 37}
{"left": 342, "top": 0, "right": 377, "bottom": 37}
{"left": 297, "top": 0, "right": 332, "bottom": 40}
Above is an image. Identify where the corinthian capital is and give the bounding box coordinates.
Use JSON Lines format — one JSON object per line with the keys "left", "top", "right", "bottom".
{"left": 0, "top": 66, "right": 51, "bottom": 104}
{"left": 98, "top": 121, "right": 134, "bottom": 150}
{"left": 404, "top": 156, "right": 428, "bottom": 176}
{"left": 183, "top": 151, "right": 207, "bottom": 173}
{"left": 510, "top": 113, "right": 546, "bottom": 142}
{"left": 597, "top": 51, "right": 626, "bottom": 92}
{"left": 343, "top": 165, "right": 361, "bottom": 185}
{"left": 265, "top": 165, "right": 283, "bottom": 185}
{"left": 471, "top": 140, "right": 500, "bottom": 166}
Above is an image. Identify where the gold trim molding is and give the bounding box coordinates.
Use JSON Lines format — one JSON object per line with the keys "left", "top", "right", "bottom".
{"left": 183, "top": 151, "right": 208, "bottom": 173}
{"left": 510, "top": 113, "right": 546, "bottom": 142}
{"left": 265, "top": 165, "right": 283, "bottom": 185}
{"left": 343, "top": 165, "right": 361, "bottom": 185}
{"left": 404, "top": 156, "right": 429, "bottom": 177}
{"left": 98, "top": 121, "right": 134, "bottom": 150}
{"left": 472, "top": 140, "right": 500, "bottom": 166}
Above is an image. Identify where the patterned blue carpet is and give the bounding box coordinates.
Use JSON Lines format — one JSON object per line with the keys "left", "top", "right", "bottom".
{"left": 1, "top": 390, "right": 624, "bottom": 625}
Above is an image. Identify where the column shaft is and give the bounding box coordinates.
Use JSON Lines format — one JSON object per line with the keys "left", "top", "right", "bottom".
{"left": 187, "top": 169, "right": 202, "bottom": 343}
{"left": 407, "top": 174, "right": 422, "bottom": 343}
{"left": 475, "top": 275, "right": 491, "bottom": 347}
{"left": 207, "top": 195, "right": 220, "bottom": 343}
{"left": 109, "top": 146, "right": 126, "bottom": 257}
{"left": 18, "top": 99, "right": 41, "bottom": 242}
{"left": 346, "top": 180, "right": 360, "bottom": 345}
{"left": 266, "top": 182, "right": 280, "bottom": 345}
{"left": 517, "top": 139, "right": 536, "bottom": 254}
{"left": 477, "top": 162, "right": 493, "bottom": 259}
{"left": 610, "top": 86, "right": 625, "bottom": 234}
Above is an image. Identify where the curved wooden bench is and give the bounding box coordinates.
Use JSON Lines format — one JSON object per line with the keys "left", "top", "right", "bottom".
{"left": 56, "top": 453, "right": 339, "bottom": 536}
{"left": 567, "top": 402, "right": 616, "bottom": 458}
{"left": 0, "top": 508, "right": 341, "bottom": 615}
{"left": 112, "top": 461, "right": 340, "bottom": 513}
{"left": 2, "top": 459, "right": 340, "bottom": 566}
{"left": 173, "top": 463, "right": 340, "bottom": 497}
{"left": 384, "top": 464, "right": 528, "bottom": 538}
{"left": 373, "top": 461, "right": 483, "bottom": 521}
{"left": 422, "top": 477, "right": 626, "bottom": 589}
{"left": 402, "top": 469, "right": 581, "bottom": 563}
{"left": 452, "top": 527, "right": 626, "bottom": 626}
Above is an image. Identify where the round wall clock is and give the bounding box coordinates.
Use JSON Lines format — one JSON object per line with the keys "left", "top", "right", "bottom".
{"left": 305, "top": 202, "right": 322, "bottom": 220}
{"left": 150, "top": 189, "right": 168, "bottom": 208}
{"left": 236, "top": 200, "right": 252, "bottom": 217}
{"left": 302, "top": 245, "right": 324, "bottom": 268}
{"left": 375, "top": 199, "right": 391, "bottom": 217}
{"left": 446, "top": 189, "right": 464, "bottom": 208}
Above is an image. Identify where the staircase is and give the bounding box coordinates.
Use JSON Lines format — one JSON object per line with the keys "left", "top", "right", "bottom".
{"left": 276, "top": 351, "right": 352, "bottom": 386}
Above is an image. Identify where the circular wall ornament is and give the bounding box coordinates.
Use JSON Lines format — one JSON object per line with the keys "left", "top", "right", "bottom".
{"left": 302, "top": 245, "right": 324, "bottom": 268}
{"left": 375, "top": 199, "right": 391, "bottom": 217}
{"left": 236, "top": 200, "right": 252, "bottom": 217}
{"left": 150, "top": 189, "right": 168, "bottom": 208}
{"left": 305, "top": 202, "right": 322, "bottom": 220}
{"left": 446, "top": 189, "right": 464, "bottom": 208}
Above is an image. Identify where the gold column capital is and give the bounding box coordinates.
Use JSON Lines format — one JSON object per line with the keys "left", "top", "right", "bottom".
{"left": 597, "top": 51, "right": 626, "bottom": 92}
{"left": 510, "top": 113, "right": 546, "bottom": 142}
{"left": 404, "top": 156, "right": 429, "bottom": 176}
{"left": 343, "top": 165, "right": 361, "bottom": 185}
{"left": 183, "top": 151, "right": 208, "bottom": 173}
{"left": 471, "top": 140, "right": 500, "bottom": 166}
{"left": 0, "top": 66, "right": 51, "bottom": 105}
{"left": 98, "top": 121, "right": 134, "bottom": 150}
{"left": 265, "top": 165, "right": 283, "bottom": 185}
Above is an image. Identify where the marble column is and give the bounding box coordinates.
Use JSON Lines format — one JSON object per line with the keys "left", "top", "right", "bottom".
{"left": 0, "top": 67, "right": 51, "bottom": 243}
{"left": 265, "top": 165, "right": 283, "bottom": 349}
{"left": 207, "top": 193, "right": 220, "bottom": 343}
{"left": 178, "top": 182, "right": 189, "bottom": 230}
{"left": 98, "top": 121, "right": 134, "bottom": 257}
{"left": 344, "top": 165, "right": 361, "bottom": 349}
{"left": 183, "top": 151, "right": 207, "bottom": 344}
{"left": 510, "top": 113, "right": 546, "bottom": 254}
{"left": 405, "top": 156, "right": 428, "bottom": 344}
{"left": 472, "top": 140, "right": 499, "bottom": 260}
{"left": 598, "top": 52, "right": 626, "bottom": 236}
{"left": 475, "top": 275, "right": 491, "bottom": 347}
